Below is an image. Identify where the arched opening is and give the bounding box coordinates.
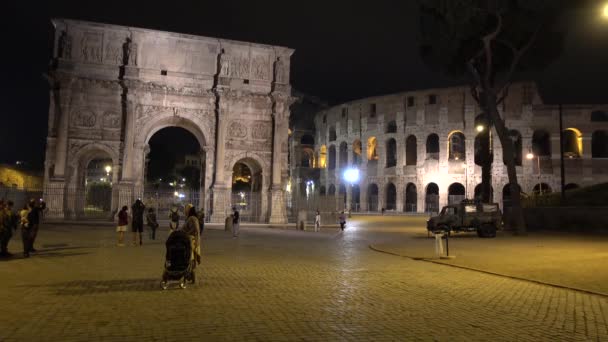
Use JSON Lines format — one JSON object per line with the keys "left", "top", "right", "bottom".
{"left": 533, "top": 183, "right": 552, "bottom": 196}
{"left": 300, "top": 147, "right": 314, "bottom": 168}
{"left": 320, "top": 186, "right": 326, "bottom": 196}
{"left": 367, "top": 137, "right": 378, "bottom": 161}
{"left": 318, "top": 145, "right": 327, "bottom": 168}
{"left": 448, "top": 131, "right": 466, "bottom": 161}
{"left": 300, "top": 134, "right": 314, "bottom": 145}
{"left": 426, "top": 134, "right": 439, "bottom": 160}
{"left": 502, "top": 183, "right": 521, "bottom": 208}
{"left": 81, "top": 155, "right": 114, "bottom": 218}
{"left": 367, "top": 183, "right": 379, "bottom": 211}
{"left": 146, "top": 127, "right": 204, "bottom": 217}
{"left": 352, "top": 139, "right": 362, "bottom": 165}
{"left": 425, "top": 183, "right": 439, "bottom": 213}
{"left": 474, "top": 184, "right": 494, "bottom": 202}
{"left": 563, "top": 128, "right": 582, "bottom": 158}
{"left": 406, "top": 135, "right": 417, "bottom": 166}
{"left": 328, "top": 184, "right": 336, "bottom": 196}
{"left": 591, "top": 110, "right": 608, "bottom": 122}
{"left": 339, "top": 184, "right": 347, "bottom": 207}
{"left": 328, "top": 145, "right": 337, "bottom": 170}
{"left": 329, "top": 126, "right": 337, "bottom": 141}
{"left": 386, "top": 138, "right": 397, "bottom": 168}
{"left": 532, "top": 130, "right": 551, "bottom": 157}
{"left": 448, "top": 183, "right": 465, "bottom": 205}
{"left": 564, "top": 183, "right": 580, "bottom": 191}
{"left": 592, "top": 131, "right": 608, "bottom": 158}
{"left": 503, "top": 130, "right": 522, "bottom": 166}
{"left": 385, "top": 183, "right": 397, "bottom": 210}
{"left": 232, "top": 158, "right": 263, "bottom": 222}
{"left": 405, "top": 183, "right": 417, "bottom": 212}
{"left": 339, "top": 142, "right": 348, "bottom": 168}
{"left": 351, "top": 184, "right": 361, "bottom": 211}
{"left": 386, "top": 120, "right": 397, "bottom": 133}
{"left": 474, "top": 133, "right": 494, "bottom": 165}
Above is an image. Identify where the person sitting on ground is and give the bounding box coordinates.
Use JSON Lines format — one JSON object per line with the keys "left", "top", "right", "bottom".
{"left": 146, "top": 208, "right": 159, "bottom": 240}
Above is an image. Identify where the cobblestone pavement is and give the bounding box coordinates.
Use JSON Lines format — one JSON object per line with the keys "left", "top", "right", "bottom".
{"left": 1, "top": 217, "right": 607, "bottom": 341}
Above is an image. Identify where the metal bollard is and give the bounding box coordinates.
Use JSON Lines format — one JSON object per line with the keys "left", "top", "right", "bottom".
{"left": 434, "top": 233, "right": 444, "bottom": 257}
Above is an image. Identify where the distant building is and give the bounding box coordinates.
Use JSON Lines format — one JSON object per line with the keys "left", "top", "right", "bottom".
{"left": 0, "top": 164, "right": 43, "bottom": 190}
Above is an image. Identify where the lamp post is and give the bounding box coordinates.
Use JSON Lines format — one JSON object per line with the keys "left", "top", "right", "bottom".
{"left": 526, "top": 152, "right": 541, "bottom": 195}
{"left": 104, "top": 165, "right": 112, "bottom": 176}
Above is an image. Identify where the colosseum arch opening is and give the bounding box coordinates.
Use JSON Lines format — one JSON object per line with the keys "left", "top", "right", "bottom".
{"left": 352, "top": 139, "right": 362, "bottom": 165}
{"left": 532, "top": 130, "right": 552, "bottom": 172}
{"left": 385, "top": 182, "right": 397, "bottom": 210}
{"left": 328, "top": 145, "right": 337, "bottom": 170}
{"left": 426, "top": 134, "right": 439, "bottom": 160}
{"left": 339, "top": 142, "right": 348, "bottom": 168}
{"left": 425, "top": 183, "right": 439, "bottom": 213}
{"left": 367, "top": 137, "right": 379, "bottom": 161}
{"left": 367, "top": 183, "right": 379, "bottom": 211}
{"left": 563, "top": 128, "right": 583, "bottom": 159}
{"left": 592, "top": 131, "right": 608, "bottom": 158}
{"left": 351, "top": 185, "right": 361, "bottom": 211}
{"left": 503, "top": 130, "right": 522, "bottom": 166}
{"left": 406, "top": 135, "right": 417, "bottom": 166}
{"left": 318, "top": 145, "right": 328, "bottom": 168}
{"left": 328, "top": 184, "right": 336, "bottom": 196}
{"left": 448, "top": 131, "right": 466, "bottom": 161}
{"left": 386, "top": 138, "right": 397, "bottom": 168}
{"left": 405, "top": 183, "right": 417, "bottom": 212}
{"left": 502, "top": 183, "right": 521, "bottom": 208}
{"left": 339, "top": 184, "right": 347, "bottom": 207}
{"left": 448, "top": 183, "right": 465, "bottom": 205}
{"left": 474, "top": 184, "right": 494, "bottom": 202}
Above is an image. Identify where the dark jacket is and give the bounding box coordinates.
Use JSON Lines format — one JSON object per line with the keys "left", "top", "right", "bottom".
{"left": 118, "top": 210, "right": 128, "bottom": 226}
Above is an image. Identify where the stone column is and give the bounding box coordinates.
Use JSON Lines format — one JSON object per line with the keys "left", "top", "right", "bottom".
{"left": 120, "top": 93, "right": 137, "bottom": 181}
{"left": 269, "top": 94, "right": 290, "bottom": 224}
{"left": 53, "top": 81, "right": 73, "bottom": 178}
{"left": 211, "top": 92, "right": 231, "bottom": 223}
{"left": 396, "top": 183, "right": 404, "bottom": 212}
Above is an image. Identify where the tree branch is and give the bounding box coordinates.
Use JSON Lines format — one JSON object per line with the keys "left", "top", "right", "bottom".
{"left": 496, "top": 25, "right": 541, "bottom": 96}
{"left": 481, "top": 12, "right": 503, "bottom": 87}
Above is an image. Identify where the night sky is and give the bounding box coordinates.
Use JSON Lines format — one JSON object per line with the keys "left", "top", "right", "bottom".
{"left": 2, "top": 1, "right": 607, "bottom": 170}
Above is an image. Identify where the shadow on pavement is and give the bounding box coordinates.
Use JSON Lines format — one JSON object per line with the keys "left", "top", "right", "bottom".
{"left": 24, "top": 278, "right": 162, "bottom": 295}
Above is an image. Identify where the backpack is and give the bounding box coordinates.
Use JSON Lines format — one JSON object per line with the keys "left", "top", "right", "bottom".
{"left": 171, "top": 211, "right": 179, "bottom": 222}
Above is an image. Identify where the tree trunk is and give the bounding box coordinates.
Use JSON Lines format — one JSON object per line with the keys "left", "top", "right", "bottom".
{"left": 479, "top": 129, "right": 492, "bottom": 203}
{"left": 483, "top": 91, "right": 527, "bottom": 233}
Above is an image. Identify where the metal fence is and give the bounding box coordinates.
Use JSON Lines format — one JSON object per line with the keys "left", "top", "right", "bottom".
{"left": 0, "top": 186, "right": 43, "bottom": 210}
{"left": 288, "top": 194, "right": 346, "bottom": 223}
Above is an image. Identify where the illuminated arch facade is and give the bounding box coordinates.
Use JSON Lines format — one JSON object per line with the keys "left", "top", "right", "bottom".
{"left": 314, "top": 82, "right": 608, "bottom": 212}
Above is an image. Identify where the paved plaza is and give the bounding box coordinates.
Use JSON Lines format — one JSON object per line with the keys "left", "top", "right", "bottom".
{"left": 1, "top": 216, "right": 608, "bottom": 341}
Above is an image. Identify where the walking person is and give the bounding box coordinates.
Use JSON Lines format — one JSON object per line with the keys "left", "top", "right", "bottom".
{"left": 182, "top": 204, "right": 201, "bottom": 283}
{"left": 232, "top": 206, "right": 240, "bottom": 238}
{"left": 197, "top": 208, "right": 205, "bottom": 236}
{"left": 339, "top": 211, "right": 346, "bottom": 231}
{"left": 146, "top": 208, "right": 159, "bottom": 240}
{"left": 131, "top": 199, "right": 145, "bottom": 246}
{"left": 20, "top": 204, "right": 31, "bottom": 257}
{"left": 314, "top": 210, "right": 321, "bottom": 232}
{"left": 0, "top": 201, "right": 18, "bottom": 257}
{"left": 116, "top": 206, "right": 128, "bottom": 246}
{"left": 168, "top": 207, "right": 180, "bottom": 233}
{"left": 27, "top": 199, "right": 41, "bottom": 252}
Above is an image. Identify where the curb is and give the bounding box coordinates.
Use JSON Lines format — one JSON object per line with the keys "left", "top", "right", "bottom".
{"left": 368, "top": 244, "right": 608, "bottom": 298}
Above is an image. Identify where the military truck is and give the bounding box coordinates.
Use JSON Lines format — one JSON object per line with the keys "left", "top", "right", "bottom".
{"left": 426, "top": 199, "right": 502, "bottom": 238}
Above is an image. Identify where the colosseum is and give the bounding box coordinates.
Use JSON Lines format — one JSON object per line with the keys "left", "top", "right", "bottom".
{"left": 290, "top": 82, "right": 608, "bottom": 213}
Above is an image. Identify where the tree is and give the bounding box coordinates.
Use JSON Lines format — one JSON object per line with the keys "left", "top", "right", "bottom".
{"left": 419, "top": 0, "right": 569, "bottom": 233}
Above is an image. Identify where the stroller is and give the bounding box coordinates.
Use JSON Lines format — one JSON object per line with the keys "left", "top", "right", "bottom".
{"left": 160, "top": 230, "right": 196, "bottom": 290}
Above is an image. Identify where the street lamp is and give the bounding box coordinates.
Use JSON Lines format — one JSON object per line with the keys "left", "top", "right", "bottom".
{"left": 526, "top": 152, "right": 542, "bottom": 195}
{"left": 604, "top": 3, "right": 608, "bottom": 18}
{"left": 476, "top": 124, "right": 485, "bottom": 133}
{"left": 104, "top": 165, "right": 112, "bottom": 176}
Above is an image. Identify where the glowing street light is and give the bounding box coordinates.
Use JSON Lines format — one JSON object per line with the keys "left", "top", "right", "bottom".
{"left": 476, "top": 124, "right": 485, "bottom": 133}
{"left": 343, "top": 168, "right": 360, "bottom": 184}
{"left": 104, "top": 165, "right": 112, "bottom": 176}
{"left": 604, "top": 3, "right": 608, "bottom": 18}
{"left": 527, "top": 152, "right": 542, "bottom": 195}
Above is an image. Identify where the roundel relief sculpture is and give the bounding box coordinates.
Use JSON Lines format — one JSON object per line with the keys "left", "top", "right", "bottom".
{"left": 72, "top": 108, "right": 97, "bottom": 128}
{"left": 229, "top": 121, "right": 247, "bottom": 138}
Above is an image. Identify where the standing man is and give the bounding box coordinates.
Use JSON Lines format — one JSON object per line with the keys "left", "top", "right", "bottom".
{"left": 0, "top": 201, "right": 17, "bottom": 257}
{"left": 27, "top": 199, "right": 41, "bottom": 252}
{"left": 232, "top": 206, "right": 240, "bottom": 238}
{"left": 131, "top": 199, "right": 145, "bottom": 246}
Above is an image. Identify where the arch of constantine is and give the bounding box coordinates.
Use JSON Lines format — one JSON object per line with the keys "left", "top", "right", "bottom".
{"left": 44, "top": 19, "right": 294, "bottom": 223}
